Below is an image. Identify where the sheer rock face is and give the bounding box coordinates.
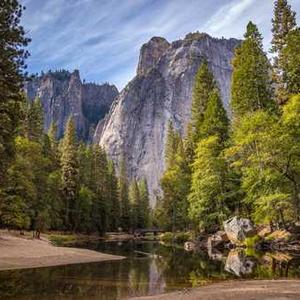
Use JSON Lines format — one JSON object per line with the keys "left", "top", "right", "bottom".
{"left": 25, "top": 70, "right": 118, "bottom": 140}
{"left": 98, "top": 33, "right": 240, "bottom": 203}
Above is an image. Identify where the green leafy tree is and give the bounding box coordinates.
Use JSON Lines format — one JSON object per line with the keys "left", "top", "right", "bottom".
{"left": 271, "top": 0, "right": 297, "bottom": 104}
{"left": 0, "top": 0, "right": 30, "bottom": 188}
{"left": 231, "top": 22, "right": 275, "bottom": 118}
{"left": 61, "top": 117, "right": 79, "bottom": 231}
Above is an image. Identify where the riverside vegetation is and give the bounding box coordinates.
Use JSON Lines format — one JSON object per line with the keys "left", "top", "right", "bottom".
{"left": 0, "top": 0, "right": 300, "bottom": 246}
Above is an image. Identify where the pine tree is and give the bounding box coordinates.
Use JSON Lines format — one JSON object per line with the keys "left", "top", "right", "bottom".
{"left": 90, "top": 145, "right": 109, "bottom": 235}
{"left": 188, "top": 136, "right": 229, "bottom": 231}
{"left": 119, "top": 157, "right": 131, "bottom": 231}
{"left": 231, "top": 22, "right": 275, "bottom": 118}
{"left": 139, "top": 179, "right": 150, "bottom": 228}
{"left": 129, "top": 179, "right": 141, "bottom": 230}
{"left": 271, "top": 0, "right": 297, "bottom": 104}
{"left": 165, "top": 121, "right": 181, "bottom": 168}
{"left": 0, "top": 1, "right": 30, "bottom": 187}
{"left": 61, "top": 117, "right": 79, "bottom": 230}
{"left": 201, "top": 88, "right": 229, "bottom": 143}
{"left": 25, "top": 98, "right": 44, "bottom": 143}
{"left": 190, "top": 60, "right": 216, "bottom": 144}
{"left": 281, "top": 28, "right": 300, "bottom": 96}
{"left": 107, "top": 160, "right": 120, "bottom": 231}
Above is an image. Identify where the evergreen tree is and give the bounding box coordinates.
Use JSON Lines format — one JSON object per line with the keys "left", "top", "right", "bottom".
{"left": 0, "top": 0, "right": 30, "bottom": 188}
{"left": 90, "top": 145, "right": 109, "bottom": 235}
{"left": 190, "top": 60, "right": 216, "bottom": 144}
{"left": 107, "top": 160, "right": 120, "bottom": 231}
{"left": 201, "top": 89, "right": 229, "bottom": 142}
{"left": 129, "top": 179, "right": 141, "bottom": 230}
{"left": 281, "top": 28, "right": 300, "bottom": 96}
{"left": 231, "top": 22, "right": 274, "bottom": 118}
{"left": 48, "top": 122, "right": 60, "bottom": 169}
{"left": 160, "top": 137, "right": 190, "bottom": 231}
{"left": 119, "top": 157, "right": 131, "bottom": 231}
{"left": 271, "top": 0, "right": 297, "bottom": 104}
{"left": 164, "top": 121, "right": 180, "bottom": 167}
{"left": 188, "top": 136, "right": 229, "bottom": 231}
{"left": 139, "top": 179, "right": 150, "bottom": 228}
{"left": 61, "top": 117, "right": 79, "bottom": 231}
{"left": 25, "top": 98, "right": 44, "bottom": 143}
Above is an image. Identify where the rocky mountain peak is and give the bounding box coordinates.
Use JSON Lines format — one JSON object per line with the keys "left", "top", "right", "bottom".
{"left": 25, "top": 70, "right": 118, "bottom": 141}
{"left": 137, "top": 36, "right": 170, "bottom": 76}
{"left": 97, "top": 33, "right": 240, "bottom": 203}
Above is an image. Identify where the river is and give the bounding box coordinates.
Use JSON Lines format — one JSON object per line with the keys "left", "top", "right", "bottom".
{"left": 0, "top": 240, "right": 300, "bottom": 300}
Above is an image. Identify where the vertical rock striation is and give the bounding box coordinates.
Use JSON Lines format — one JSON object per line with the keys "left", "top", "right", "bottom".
{"left": 97, "top": 32, "right": 240, "bottom": 203}
{"left": 25, "top": 70, "right": 118, "bottom": 140}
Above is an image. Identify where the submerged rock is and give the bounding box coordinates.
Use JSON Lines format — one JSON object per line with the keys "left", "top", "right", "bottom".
{"left": 225, "top": 250, "right": 255, "bottom": 276}
{"left": 223, "top": 217, "right": 256, "bottom": 245}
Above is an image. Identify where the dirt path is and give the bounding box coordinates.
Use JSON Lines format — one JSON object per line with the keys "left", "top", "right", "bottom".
{"left": 0, "top": 233, "right": 124, "bottom": 271}
{"left": 128, "top": 280, "right": 300, "bottom": 300}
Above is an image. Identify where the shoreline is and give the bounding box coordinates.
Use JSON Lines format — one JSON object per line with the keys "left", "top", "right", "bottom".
{"left": 128, "top": 280, "right": 300, "bottom": 300}
{"left": 0, "top": 232, "right": 125, "bottom": 271}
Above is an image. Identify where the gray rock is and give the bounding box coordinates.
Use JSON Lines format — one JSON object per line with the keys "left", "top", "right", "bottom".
{"left": 96, "top": 32, "right": 240, "bottom": 203}
{"left": 223, "top": 217, "right": 256, "bottom": 245}
{"left": 25, "top": 70, "right": 118, "bottom": 141}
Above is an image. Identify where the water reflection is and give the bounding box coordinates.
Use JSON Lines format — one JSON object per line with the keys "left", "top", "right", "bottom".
{"left": 0, "top": 241, "right": 299, "bottom": 300}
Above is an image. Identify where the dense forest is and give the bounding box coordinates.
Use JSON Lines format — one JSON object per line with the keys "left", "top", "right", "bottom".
{"left": 155, "top": 0, "right": 300, "bottom": 233}
{"left": 0, "top": 0, "right": 300, "bottom": 237}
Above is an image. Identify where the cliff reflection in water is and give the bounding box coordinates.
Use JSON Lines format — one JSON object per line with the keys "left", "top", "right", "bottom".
{"left": 0, "top": 241, "right": 300, "bottom": 300}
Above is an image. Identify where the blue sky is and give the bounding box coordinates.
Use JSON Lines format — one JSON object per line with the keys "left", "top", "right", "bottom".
{"left": 21, "top": 0, "right": 300, "bottom": 89}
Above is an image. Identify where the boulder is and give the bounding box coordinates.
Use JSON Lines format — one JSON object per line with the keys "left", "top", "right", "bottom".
{"left": 223, "top": 217, "right": 256, "bottom": 245}
{"left": 225, "top": 250, "right": 255, "bottom": 277}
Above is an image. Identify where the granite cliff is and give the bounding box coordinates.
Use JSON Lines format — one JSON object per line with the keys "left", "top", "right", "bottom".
{"left": 25, "top": 70, "right": 118, "bottom": 140}
{"left": 96, "top": 32, "right": 240, "bottom": 202}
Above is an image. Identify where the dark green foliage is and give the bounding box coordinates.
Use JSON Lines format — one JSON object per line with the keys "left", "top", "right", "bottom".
{"left": 0, "top": 0, "right": 30, "bottom": 187}
{"left": 190, "top": 60, "right": 216, "bottom": 144}
{"left": 271, "top": 0, "right": 297, "bottom": 104}
{"left": 201, "top": 89, "right": 229, "bottom": 143}
{"left": 231, "top": 22, "right": 275, "bottom": 118}
{"left": 119, "top": 158, "right": 131, "bottom": 231}
{"left": 281, "top": 28, "right": 300, "bottom": 96}
{"left": 61, "top": 118, "right": 79, "bottom": 230}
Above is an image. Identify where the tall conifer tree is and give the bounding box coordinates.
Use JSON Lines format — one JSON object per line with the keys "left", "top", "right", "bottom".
{"left": 0, "top": 1, "right": 30, "bottom": 187}
{"left": 231, "top": 22, "right": 274, "bottom": 118}
{"left": 271, "top": 0, "right": 297, "bottom": 104}
{"left": 61, "top": 117, "right": 79, "bottom": 230}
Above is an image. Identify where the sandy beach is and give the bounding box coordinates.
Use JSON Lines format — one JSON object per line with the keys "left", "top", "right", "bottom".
{"left": 128, "top": 280, "right": 300, "bottom": 300}
{"left": 0, "top": 232, "right": 124, "bottom": 271}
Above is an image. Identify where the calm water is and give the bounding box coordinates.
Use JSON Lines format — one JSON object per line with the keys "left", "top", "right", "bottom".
{"left": 0, "top": 240, "right": 300, "bottom": 300}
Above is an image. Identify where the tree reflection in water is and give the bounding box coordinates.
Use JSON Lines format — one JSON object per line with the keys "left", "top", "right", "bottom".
{"left": 0, "top": 241, "right": 300, "bottom": 300}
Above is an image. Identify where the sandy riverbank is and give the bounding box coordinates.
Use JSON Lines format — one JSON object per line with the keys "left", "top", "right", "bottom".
{"left": 128, "top": 280, "right": 300, "bottom": 300}
{"left": 0, "top": 232, "right": 124, "bottom": 271}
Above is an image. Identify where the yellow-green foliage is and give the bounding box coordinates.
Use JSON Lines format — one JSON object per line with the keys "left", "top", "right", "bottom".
{"left": 245, "top": 235, "right": 262, "bottom": 248}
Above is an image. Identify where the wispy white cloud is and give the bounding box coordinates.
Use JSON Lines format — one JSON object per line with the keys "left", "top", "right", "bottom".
{"left": 21, "top": 0, "right": 300, "bottom": 89}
